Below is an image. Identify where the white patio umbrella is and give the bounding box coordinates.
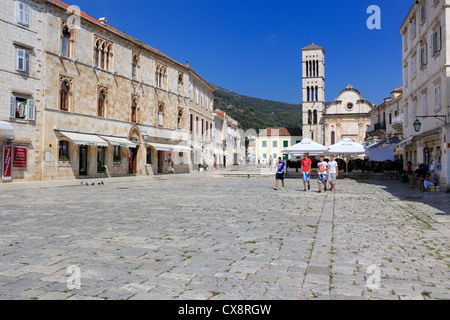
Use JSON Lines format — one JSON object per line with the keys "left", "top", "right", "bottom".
{"left": 283, "top": 139, "right": 329, "bottom": 155}
{"left": 327, "top": 138, "right": 366, "bottom": 155}
{"left": 327, "top": 138, "right": 367, "bottom": 175}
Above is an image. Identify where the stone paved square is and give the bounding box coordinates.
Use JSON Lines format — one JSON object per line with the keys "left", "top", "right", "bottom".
{"left": 0, "top": 172, "right": 448, "bottom": 300}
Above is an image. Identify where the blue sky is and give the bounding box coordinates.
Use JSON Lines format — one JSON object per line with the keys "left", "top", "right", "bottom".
{"left": 70, "top": 0, "right": 412, "bottom": 105}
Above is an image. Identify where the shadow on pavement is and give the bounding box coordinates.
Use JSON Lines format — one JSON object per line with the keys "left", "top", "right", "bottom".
{"left": 355, "top": 178, "right": 450, "bottom": 215}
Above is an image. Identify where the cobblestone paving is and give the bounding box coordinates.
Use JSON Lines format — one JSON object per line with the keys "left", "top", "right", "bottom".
{"left": 0, "top": 173, "right": 448, "bottom": 300}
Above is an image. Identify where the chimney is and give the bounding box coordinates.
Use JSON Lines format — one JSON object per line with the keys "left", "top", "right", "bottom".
{"left": 99, "top": 17, "right": 108, "bottom": 25}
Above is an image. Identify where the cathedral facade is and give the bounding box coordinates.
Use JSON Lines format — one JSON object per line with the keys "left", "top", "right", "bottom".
{"left": 301, "top": 44, "right": 373, "bottom": 146}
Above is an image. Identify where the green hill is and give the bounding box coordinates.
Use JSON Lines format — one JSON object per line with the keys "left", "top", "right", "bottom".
{"left": 212, "top": 85, "right": 302, "bottom": 132}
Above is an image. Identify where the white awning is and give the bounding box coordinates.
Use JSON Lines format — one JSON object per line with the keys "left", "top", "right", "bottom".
{"left": 59, "top": 131, "right": 108, "bottom": 147}
{"left": 100, "top": 136, "right": 137, "bottom": 148}
{"left": 391, "top": 136, "right": 413, "bottom": 150}
{"left": 0, "top": 121, "right": 15, "bottom": 140}
{"left": 146, "top": 143, "right": 193, "bottom": 152}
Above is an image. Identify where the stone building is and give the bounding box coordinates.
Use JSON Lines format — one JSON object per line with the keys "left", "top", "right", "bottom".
{"left": 0, "top": 0, "right": 44, "bottom": 182}
{"left": 399, "top": 0, "right": 450, "bottom": 191}
{"left": 256, "top": 127, "right": 303, "bottom": 163}
{"left": 301, "top": 44, "right": 373, "bottom": 147}
{"left": 213, "top": 110, "right": 244, "bottom": 168}
{"left": 302, "top": 43, "right": 325, "bottom": 144}
{"left": 367, "top": 87, "right": 404, "bottom": 142}
{"left": 324, "top": 84, "right": 373, "bottom": 146}
{"left": 1, "top": 0, "right": 215, "bottom": 182}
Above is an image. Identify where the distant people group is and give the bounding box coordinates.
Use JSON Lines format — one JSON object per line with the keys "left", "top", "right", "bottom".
{"left": 274, "top": 153, "right": 339, "bottom": 193}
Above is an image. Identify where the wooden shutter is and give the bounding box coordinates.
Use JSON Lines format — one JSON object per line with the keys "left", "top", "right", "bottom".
{"left": 9, "top": 96, "right": 16, "bottom": 118}
{"left": 16, "top": 49, "right": 25, "bottom": 71}
{"left": 438, "top": 26, "right": 442, "bottom": 51}
{"left": 17, "top": 2, "right": 30, "bottom": 26}
{"left": 28, "top": 99, "right": 36, "bottom": 121}
{"left": 25, "top": 50, "right": 30, "bottom": 73}
{"left": 24, "top": 3, "right": 30, "bottom": 26}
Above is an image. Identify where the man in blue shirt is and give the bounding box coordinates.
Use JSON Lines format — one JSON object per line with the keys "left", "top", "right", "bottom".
{"left": 275, "top": 157, "right": 286, "bottom": 190}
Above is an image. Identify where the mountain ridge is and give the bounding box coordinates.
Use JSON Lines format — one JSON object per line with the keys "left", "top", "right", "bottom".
{"left": 212, "top": 84, "right": 303, "bottom": 132}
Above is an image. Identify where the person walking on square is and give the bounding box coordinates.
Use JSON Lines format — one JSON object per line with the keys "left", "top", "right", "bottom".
{"left": 275, "top": 157, "right": 286, "bottom": 190}
{"left": 317, "top": 156, "right": 329, "bottom": 193}
{"left": 269, "top": 155, "right": 273, "bottom": 171}
{"left": 328, "top": 155, "right": 339, "bottom": 192}
{"left": 300, "top": 153, "right": 312, "bottom": 192}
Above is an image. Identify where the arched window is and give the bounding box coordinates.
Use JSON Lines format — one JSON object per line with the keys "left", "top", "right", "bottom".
{"left": 132, "top": 55, "right": 138, "bottom": 80}
{"left": 306, "top": 86, "right": 310, "bottom": 101}
{"left": 178, "top": 74, "right": 183, "bottom": 94}
{"left": 60, "top": 80, "right": 70, "bottom": 111}
{"left": 313, "top": 110, "right": 318, "bottom": 124}
{"left": 177, "top": 110, "right": 183, "bottom": 129}
{"left": 95, "top": 40, "right": 100, "bottom": 67}
{"left": 158, "top": 105, "right": 163, "bottom": 126}
{"left": 98, "top": 90, "right": 106, "bottom": 117}
{"left": 131, "top": 99, "right": 137, "bottom": 123}
{"left": 315, "top": 86, "right": 319, "bottom": 101}
{"left": 331, "top": 131, "right": 336, "bottom": 145}
{"left": 101, "top": 43, "right": 107, "bottom": 69}
{"left": 308, "top": 110, "right": 312, "bottom": 124}
{"left": 61, "top": 26, "right": 71, "bottom": 57}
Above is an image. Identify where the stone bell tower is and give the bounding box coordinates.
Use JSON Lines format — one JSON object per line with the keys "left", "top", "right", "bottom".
{"left": 302, "top": 43, "right": 325, "bottom": 144}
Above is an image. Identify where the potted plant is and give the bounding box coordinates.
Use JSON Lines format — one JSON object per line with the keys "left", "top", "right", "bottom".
{"left": 97, "top": 165, "right": 107, "bottom": 174}
{"left": 198, "top": 164, "right": 204, "bottom": 172}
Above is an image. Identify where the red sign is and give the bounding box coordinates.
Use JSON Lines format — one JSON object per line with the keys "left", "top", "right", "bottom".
{"left": 13, "top": 146, "right": 27, "bottom": 168}
{"left": 2, "top": 145, "right": 12, "bottom": 181}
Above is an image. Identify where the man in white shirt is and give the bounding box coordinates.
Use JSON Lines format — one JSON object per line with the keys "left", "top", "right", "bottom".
{"left": 328, "top": 155, "right": 339, "bottom": 193}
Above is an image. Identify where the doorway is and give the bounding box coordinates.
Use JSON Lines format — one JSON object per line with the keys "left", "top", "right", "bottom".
{"left": 158, "top": 151, "right": 164, "bottom": 174}
{"left": 79, "top": 146, "right": 88, "bottom": 176}
{"left": 129, "top": 147, "right": 138, "bottom": 174}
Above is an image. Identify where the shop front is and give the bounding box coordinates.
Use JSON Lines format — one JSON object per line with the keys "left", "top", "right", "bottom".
{"left": 144, "top": 142, "right": 192, "bottom": 174}
{"left": 54, "top": 130, "right": 138, "bottom": 179}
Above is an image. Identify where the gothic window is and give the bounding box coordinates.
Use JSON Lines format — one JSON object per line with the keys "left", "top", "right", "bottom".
{"left": 98, "top": 89, "right": 107, "bottom": 117}
{"left": 61, "top": 25, "right": 71, "bottom": 57}
{"left": 306, "top": 86, "right": 310, "bottom": 101}
{"left": 313, "top": 110, "right": 318, "bottom": 124}
{"left": 178, "top": 74, "right": 183, "bottom": 94}
{"left": 155, "top": 64, "right": 167, "bottom": 89}
{"left": 131, "top": 98, "right": 137, "bottom": 123}
{"left": 60, "top": 80, "right": 70, "bottom": 111}
{"left": 177, "top": 110, "right": 183, "bottom": 129}
{"left": 308, "top": 110, "right": 312, "bottom": 124}
{"left": 158, "top": 104, "right": 164, "bottom": 126}
{"left": 94, "top": 37, "right": 113, "bottom": 70}
{"left": 132, "top": 54, "right": 139, "bottom": 80}
{"left": 331, "top": 131, "right": 336, "bottom": 145}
